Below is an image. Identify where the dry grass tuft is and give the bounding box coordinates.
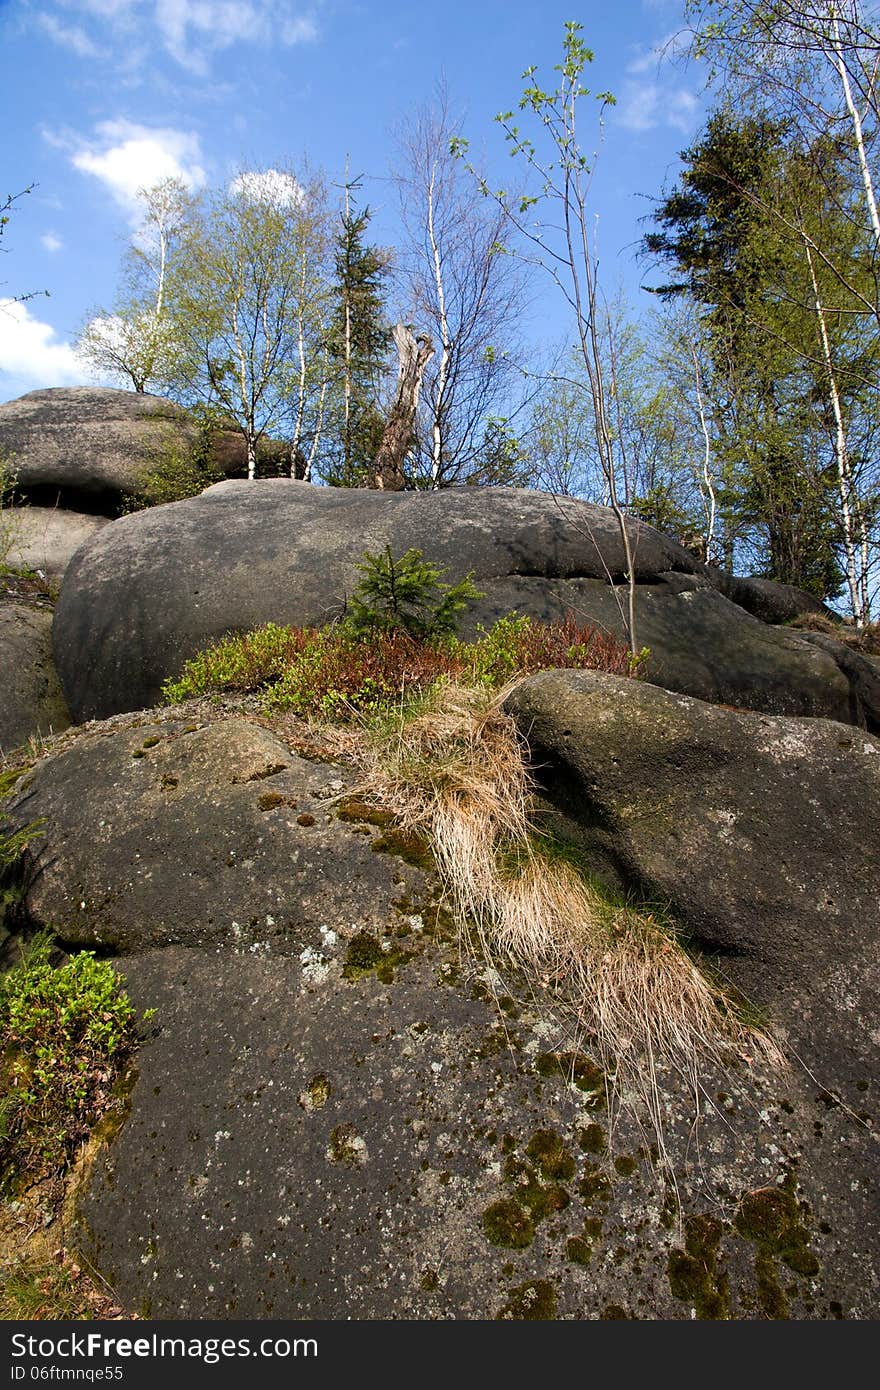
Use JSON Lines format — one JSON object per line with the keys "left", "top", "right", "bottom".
{"left": 355, "top": 680, "right": 784, "bottom": 1148}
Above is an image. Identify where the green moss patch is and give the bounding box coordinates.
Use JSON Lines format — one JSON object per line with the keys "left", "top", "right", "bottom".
{"left": 482, "top": 1198, "right": 536, "bottom": 1249}
{"left": 535, "top": 1049, "right": 606, "bottom": 1101}
{"left": 495, "top": 1279, "right": 557, "bottom": 1320}
{"left": 342, "top": 931, "right": 412, "bottom": 984}
{"left": 667, "top": 1213, "right": 729, "bottom": 1319}
{"left": 525, "top": 1128, "right": 576, "bottom": 1182}
{"left": 734, "top": 1180, "right": 819, "bottom": 1317}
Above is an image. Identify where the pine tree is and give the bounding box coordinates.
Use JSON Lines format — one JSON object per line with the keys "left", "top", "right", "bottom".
{"left": 643, "top": 111, "right": 871, "bottom": 597}
{"left": 325, "top": 178, "right": 392, "bottom": 486}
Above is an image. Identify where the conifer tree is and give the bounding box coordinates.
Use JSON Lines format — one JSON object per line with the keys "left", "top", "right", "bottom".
{"left": 325, "top": 177, "right": 392, "bottom": 486}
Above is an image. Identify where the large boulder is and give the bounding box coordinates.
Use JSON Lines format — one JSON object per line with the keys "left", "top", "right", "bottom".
{"left": 0, "top": 387, "right": 251, "bottom": 508}
{"left": 504, "top": 669, "right": 880, "bottom": 1023}
{"left": 0, "top": 597, "right": 70, "bottom": 751}
{"left": 5, "top": 506, "right": 110, "bottom": 577}
{"left": 5, "top": 715, "right": 426, "bottom": 954}
{"left": 710, "top": 572, "right": 833, "bottom": 626}
{"left": 3, "top": 706, "right": 875, "bottom": 1318}
{"left": 52, "top": 480, "right": 875, "bottom": 729}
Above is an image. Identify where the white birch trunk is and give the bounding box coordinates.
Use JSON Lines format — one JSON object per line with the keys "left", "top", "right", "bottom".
{"left": 802, "top": 228, "right": 864, "bottom": 623}
{"left": 831, "top": 12, "right": 880, "bottom": 253}
{"left": 691, "top": 347, "right": 717, "bottom": 562}
{"left": 427, "top": 161, "right": 452, "bottom": 487}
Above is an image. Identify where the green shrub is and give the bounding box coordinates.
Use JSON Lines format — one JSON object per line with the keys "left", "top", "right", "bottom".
{"left": 0, "top": 454, "right": 22, "bottom": 573}
{"left": 162, "top": 611, "right": 634, "bottom": 723}
{"left": 344, "top": 545, "right": 483, "bottom": 640}
{"left": 465, "top": 612, "right": 632, "bottom": 686}
{"left": 266, "top": 630, "right": 467, "bottom": 719}
{"left": 0, "top": 934, "right": 147, "bottom": 1189}
{"left": 123, "top": 412, "right": 225, "bottom": 512}
{"left": 162, "top": 622, "right": 311, "bottom": 702}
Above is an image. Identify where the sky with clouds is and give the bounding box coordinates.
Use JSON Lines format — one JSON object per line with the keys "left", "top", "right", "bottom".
{"left": 0, "top": 0, "right": 707, "bottom": 401}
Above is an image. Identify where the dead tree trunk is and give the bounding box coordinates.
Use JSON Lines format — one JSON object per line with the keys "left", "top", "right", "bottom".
{"left": 371, "top": 323, "right": 434, "bottom": 490}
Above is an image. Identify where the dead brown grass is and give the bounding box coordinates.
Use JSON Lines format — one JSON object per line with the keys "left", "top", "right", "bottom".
{"left": 354, "top": 680, "right": 784, "bottom": 1147}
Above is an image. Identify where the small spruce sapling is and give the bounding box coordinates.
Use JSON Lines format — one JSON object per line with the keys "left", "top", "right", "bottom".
{"left": 344, "top": 545, "right": 483, "bottom": 640}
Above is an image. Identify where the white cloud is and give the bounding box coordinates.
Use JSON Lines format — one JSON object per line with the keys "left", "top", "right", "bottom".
{"left": 41, "top": 232, "right": 64, "bottom": 253}
{"left": 282, "top": 13, "right": 317, "bottom": 43}
{"left": 626, "top": 31, "right": 685, "bottom": 76}
{"left": 0, "top": 300, "right": 85, "bottom": 392}
{"left": 229, "top": 169, "right": 305, "bottom": 208}
{"left": 68, "top": 120, "right": 207, "bottom": 216}
{"left": 33, "top": 1, "right": 320, "bottom": 73}
{"left": 617, "top": 80, "right": 701, "bottom": 135}
{"left": 36, "top": 12, "right": 104, "bottom": 57}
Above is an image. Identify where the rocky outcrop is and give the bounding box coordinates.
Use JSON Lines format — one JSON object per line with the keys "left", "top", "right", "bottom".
{"left": 6, "top": 716, "right": 427, "bottom": 955}
{"left": 504, "top": 668, "right": 880, "bottom": 966}
{"left": 504, "top": 668, "right": 880, "bottom": 1061}
{"left": 0, "top": 597, "right": 70, "bottom": 751}
{"left": 0, "top": 387, "right": 250, "bottom": 510}
{"left": 2, "top": 705, "right": 876, "bottom": 1319}
{"left": 710, "top": 572, "right": 833, "bottom": 625}
{"left": 4, "top": 507, "right": 110, "bottom": 577}
{"left": 51, "top": 480, "right": 875, "bottom": 729}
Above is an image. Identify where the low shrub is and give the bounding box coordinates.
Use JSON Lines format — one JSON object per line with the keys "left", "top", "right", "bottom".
{"left": 0, "top": 934, "right": 147, "bottom": 1190}
{"left": 162, "top": 613, "right": 633, "bottom": 722}
{"left": 162, "top": 622, "right": 314, "bottom": 701}
{"left": 0, "top": 454, "right": 22, "bottom": 574}
{"left": 465, "top": 612, "right": 633, "bottom": 686}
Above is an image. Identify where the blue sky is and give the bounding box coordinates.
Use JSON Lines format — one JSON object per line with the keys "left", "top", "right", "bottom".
{"left": 0, "top": 0, "right": 708, "bottom": 402}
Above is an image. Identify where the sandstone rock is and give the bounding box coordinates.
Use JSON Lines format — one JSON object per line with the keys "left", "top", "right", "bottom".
{"left": 4, "top": 704, "right": 875, "bottom": 1317}
{"left": 51, "top": 480, "right": 873, "bottom": 728}
{"left": 0, "top": 387, "right": 251, "bottom": 507}
{"left": 5, "top": 715, "right": 427, "bottom": 954}
{"left": 75, "top": 935, "right": 873, "bottom": 1319}
{"left": 710, "top": 572, "right": 832, "bottom": 625}
{"left": 0, "top": 598, "right": 70, "bottom": 751}
{"left": 504, "top": 668, "right": 880, "bottom": 1008}
{"left": 4, "top": 506, "right": 110, "bottom": 577}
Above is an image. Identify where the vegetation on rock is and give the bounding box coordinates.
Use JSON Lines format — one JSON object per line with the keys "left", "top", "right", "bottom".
{"left": 0, "top": 932, "right": 148, "bottom": 1193}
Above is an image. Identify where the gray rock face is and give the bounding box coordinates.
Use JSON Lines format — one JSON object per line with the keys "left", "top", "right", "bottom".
{"left": 75, "top": 937, "right": 874, "bottom": 1320}
{"left": 0, "top": 599, "right": 70, "bottom": 751}
{"left": 5, "top": 507, "right": 110, "bottom": 577}
{"left": 710, "top": 572, "right": 832, "bottom": 625}
{"left": 5, "top": 705, "right": 876, "bottom": 1318}
{"left": 6, "top": 715, "right": 426, "bottom": 954}
{"left": 0, "top": 387, "right": 249, "bottom": 506}
{"left": 504, "top": 669, "right": 880, "bottom": 1006}
{"left": 51, "top": 480, "right": 874, "bottom": 728}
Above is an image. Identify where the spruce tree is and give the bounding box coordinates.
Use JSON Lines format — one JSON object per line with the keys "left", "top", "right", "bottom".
{"left": 326, "top": 180, "right": 392, "bottom": 486}
{"left": 643, "top": 112, "right": 869, "bottom": 597}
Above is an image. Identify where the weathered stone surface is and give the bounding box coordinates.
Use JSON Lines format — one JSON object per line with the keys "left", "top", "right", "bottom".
{"left": 6, "top": 716, "right": 426, "bottom": 954}
{"left": 4, "top": 705, "right": 875, "bottom": 1318}
{"left": 51, "top": 480, "right": 872, "bottom": 728}
{"left": 710, "top": 572, "right": 832, "bottom": 625}
{"left": 472, "top": 576, "right": 861, "bottom": 725}
{"left": 0, "top": 599, "right": 70, "bottom": 751}
{"left": 794, "top": 629, "right": 880, "bottom": 731}
{"left": 504, "top": 669, "right": 880, "bottom": 1006}
{"left": 0, "top": 387, "right": 249, "bottom": 506}
{"left": 74, "top": 935, "right": 876, "bottom": 1320}
{"left": 5, "top": 507, "right": 110, "bottom": 576}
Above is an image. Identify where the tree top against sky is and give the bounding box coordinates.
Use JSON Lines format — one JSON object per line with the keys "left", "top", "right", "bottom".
{"left": 0, "top": 1, "right": 712, "bottom": 401}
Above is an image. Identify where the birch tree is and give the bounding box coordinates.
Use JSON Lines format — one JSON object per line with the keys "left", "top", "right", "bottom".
{"left": 169, "top": 166, "right": 329, "bottom": 480}
{"left": 454, "top": 23, "right": 642, "bottom": 652}
{"left": 77, "top": 178, "right": 192, "bottom": 394}
{"left": 393, "top": 92, "right": 529, "bottom": 487}
{"left": 685, "top": 2, "right": 880, "bottom": 301}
